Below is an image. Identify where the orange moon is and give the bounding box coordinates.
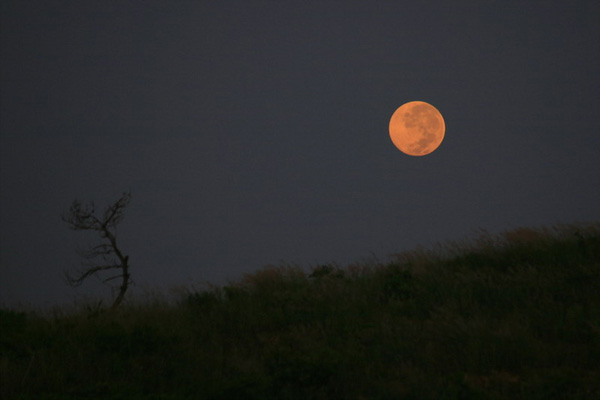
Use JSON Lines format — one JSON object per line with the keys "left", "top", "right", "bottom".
{"left": 389, "top": 101, "right": 445, "bottom": 156}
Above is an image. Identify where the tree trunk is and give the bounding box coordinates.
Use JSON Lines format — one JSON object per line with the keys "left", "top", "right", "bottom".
{"left": 110, "top": 263, "right": 129, "bottom": 311}
{"left": 104, "top": 227, "right": 130, "bottom": 311}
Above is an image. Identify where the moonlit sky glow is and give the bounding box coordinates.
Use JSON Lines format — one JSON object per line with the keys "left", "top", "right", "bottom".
{"left": 1, "top": 1, "right": 599, "bottom": 307}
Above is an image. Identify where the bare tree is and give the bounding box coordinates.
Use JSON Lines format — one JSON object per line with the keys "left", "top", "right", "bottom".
{"left": 62, "top": 192, "right": 132, "bottom": 310}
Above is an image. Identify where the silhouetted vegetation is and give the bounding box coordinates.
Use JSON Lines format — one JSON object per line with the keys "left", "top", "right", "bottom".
{"left": 2, "top": 222, "right": 599, "bottom": 399}
{"left": 61, "top": 192, "right": 132, "bottom": 311}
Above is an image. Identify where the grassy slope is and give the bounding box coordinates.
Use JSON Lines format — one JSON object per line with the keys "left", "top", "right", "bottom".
{"left": 1, "top": 223, "right": 599, "bottom": 399}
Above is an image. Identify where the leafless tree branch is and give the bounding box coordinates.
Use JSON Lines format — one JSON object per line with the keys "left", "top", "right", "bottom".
{"left": 63, "top": 192, "right": 132, "bottom": 311}
{"left": 103, "top": 274, "right": 124, "bottom": 283}
{"left": 65, "top": 264, "right": 121, "bottom": 286}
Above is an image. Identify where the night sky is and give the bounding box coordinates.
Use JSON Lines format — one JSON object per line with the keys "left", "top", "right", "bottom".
{"left": 1, "top": 1, "right": 599, "bottom": 308}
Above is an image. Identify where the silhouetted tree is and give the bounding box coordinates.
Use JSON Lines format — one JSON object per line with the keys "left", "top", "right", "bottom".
{"left": 62, "top": 192, "right": 132, "bottom": 310}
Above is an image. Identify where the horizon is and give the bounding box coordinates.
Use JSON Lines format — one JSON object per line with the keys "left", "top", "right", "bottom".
{"left": 2, "top": 220, "right": 597, "bottom": 311}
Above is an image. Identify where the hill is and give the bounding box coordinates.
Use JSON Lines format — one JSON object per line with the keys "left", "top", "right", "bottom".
{"left": 1, "top": 222, "right": 599, "bottom": 399}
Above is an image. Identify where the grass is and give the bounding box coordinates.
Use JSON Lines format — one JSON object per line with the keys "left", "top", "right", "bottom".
{"left": 1, "top": 222, "right": 599, "bottom": 399}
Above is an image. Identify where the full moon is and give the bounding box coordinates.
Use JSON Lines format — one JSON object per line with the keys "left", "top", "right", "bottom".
{"left": 389, "top": 101, "right": 445, "bottom": 156}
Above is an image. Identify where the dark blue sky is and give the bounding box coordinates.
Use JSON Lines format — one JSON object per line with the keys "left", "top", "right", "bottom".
{"left": 2, "top": 1, "right": 599, "bottom": 308}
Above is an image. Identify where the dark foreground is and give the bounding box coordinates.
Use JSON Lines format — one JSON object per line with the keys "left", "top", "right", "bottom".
{"left": 2, "top": 223, "right": 599, "bottom": 399}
